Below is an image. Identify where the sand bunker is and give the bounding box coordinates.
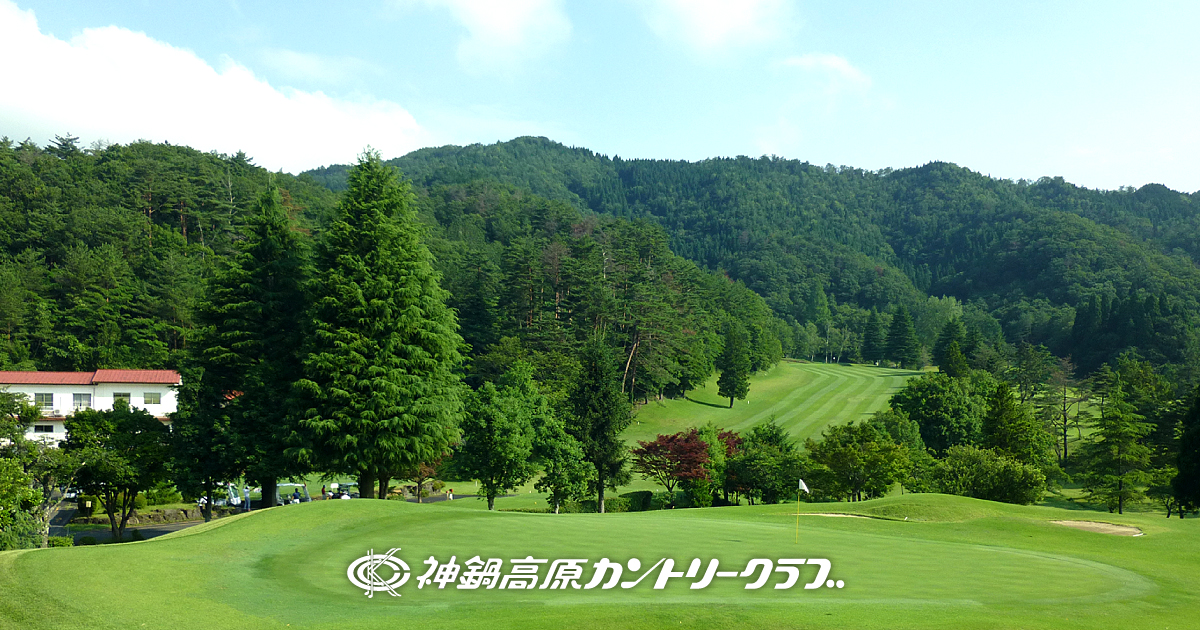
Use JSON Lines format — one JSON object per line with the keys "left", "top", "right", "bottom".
{"left": 1052, "top": 520, "right": 1143, "bottom": 536}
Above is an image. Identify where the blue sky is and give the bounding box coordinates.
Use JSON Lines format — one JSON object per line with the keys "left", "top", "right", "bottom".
{"left": 1, "top": 1, "right": 1197, "bottom": 191}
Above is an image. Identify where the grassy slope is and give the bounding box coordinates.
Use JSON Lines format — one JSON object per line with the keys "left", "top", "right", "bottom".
{"left": 2, "top": 495, "right": 1196, "bottom": 630}
{"left": 627, "top": 361, "right": 920, "bottom": 445}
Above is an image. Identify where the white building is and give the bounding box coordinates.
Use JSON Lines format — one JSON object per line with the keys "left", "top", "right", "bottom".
{"left": 0, "top": 369, "right": 181, "bottom": 446}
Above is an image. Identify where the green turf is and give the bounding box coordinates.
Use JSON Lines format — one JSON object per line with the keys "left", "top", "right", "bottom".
{"left": 626, "top": 361, "right": 921, "bottom": 445}
{"left": 3, "top": 494, "right": 1195, "bottom": 629}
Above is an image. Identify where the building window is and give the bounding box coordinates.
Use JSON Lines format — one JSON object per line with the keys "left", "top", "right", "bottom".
{"left": 143, "top": 392, "right": 162, "bottom": 405}
{"left": 33, "top": 425, "right": 54, "bottom": 433}
{"left": 114, "top": 392, "right": 131, "bottom": 405}
{"left": 34, "top": 393, "right": 53, "bottom": 411}
{"left": 73, "top": 393, "right": 91, "bottom": 411}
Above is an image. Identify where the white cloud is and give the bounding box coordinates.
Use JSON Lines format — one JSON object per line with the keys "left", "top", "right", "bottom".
{"left": 401, "top": 0, "right": 571, "bottom": 74}
{"left": 0, "top": 1, "right": 431, "bottom": 173}
{"left": 782, "top": 53, "right": 871, "bottom": 95}
{"left": 641, "top": 0, "right": 795, "bottom": 52}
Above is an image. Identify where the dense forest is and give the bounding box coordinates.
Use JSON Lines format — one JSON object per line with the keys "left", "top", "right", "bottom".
{"left": 0, "top": 136, "right": 788, "bottom": 406}
{"left": 0, "top": 136, "right": 338, "bottom": 372}
{"left": 310, "top": 137, "right": 1200, "bottom": 382}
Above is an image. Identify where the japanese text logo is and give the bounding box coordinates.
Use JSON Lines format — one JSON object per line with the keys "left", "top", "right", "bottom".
{"left": 347, "top": 549, "right": 844, "bottom": 597}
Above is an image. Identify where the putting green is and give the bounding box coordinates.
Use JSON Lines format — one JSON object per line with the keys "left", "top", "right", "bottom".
{"left": 2, "top": 495, "right": 1195, "bottom": 629}
{"left": 626, "top": 361, "right": 920, "bottom": 445}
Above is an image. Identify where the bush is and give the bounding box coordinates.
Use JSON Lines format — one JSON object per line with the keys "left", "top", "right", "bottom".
{"left": 569, "top": 497, "right": 632, "bottom": 513}
{"left": 650, "top": 491, "right": 693, "bottom": 510}
{"left": 130, "top": 529, "right": 145, "bottom": 542}
{"left": 934, "top": 445, "right": 1046, "bottom": 505}
{"left": 46, "top": 536, "right": 73, "bottom": 547}
{"left": 78, "top": 536, "right": 98, "bottom": 546}
{"left": 76, "top": 495, "right": 100, "bottom": 517}
{"left": 619, "top": 491, "right": 653, "bottom": 512}
{"left": 145, "top": 482, "right": 183, "bottom": 506}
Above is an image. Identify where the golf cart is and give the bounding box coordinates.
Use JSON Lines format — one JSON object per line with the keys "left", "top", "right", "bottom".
{"left": 329, "top": 482, "right": 360, "bottom": 499}
{"left": 277, "top": 483, "right": 311, "bottom": 505}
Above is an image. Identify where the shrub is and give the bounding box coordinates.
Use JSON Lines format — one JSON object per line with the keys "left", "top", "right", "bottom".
{"left": 619, "top": 491, "right": 653, "bottom": 512}
{"left": 145, "top": 482, "right": 183, "bottom": 506}
{"left": 46, "top": 536, "right": 73, "bottom": 547}
{"left": 571, "top": 497, "right": 632, "bottom": 513}
{"left": 78, "top": 536, "right": 98, "bottom": 546}
{"left": 130, "top": 529, "right": 145, "bottom": 541}
{"left": 650, "top": 491, "right": 693, "bottom": 510}
{"left": 934, "top": 444, "right": 1046, "bottom": 505}
{"left": 76, "top": 495, "right": 101, "bottom": 516}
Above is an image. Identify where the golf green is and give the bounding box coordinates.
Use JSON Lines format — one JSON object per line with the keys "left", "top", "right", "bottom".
{"left": 2, "top": 494, "right": 1195, "bottom": 629}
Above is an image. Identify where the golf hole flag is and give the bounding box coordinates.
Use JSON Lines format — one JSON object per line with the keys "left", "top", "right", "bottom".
{"left": 798, "top": 479, "right": 810, "bottom": 494}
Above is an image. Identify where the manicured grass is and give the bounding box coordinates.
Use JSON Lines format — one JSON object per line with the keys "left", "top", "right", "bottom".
{"left": 2, "top": 493, "right": 1195, "bottom": 629}
{"left": 626, "top": 361, "right": 921, "bottom": 445}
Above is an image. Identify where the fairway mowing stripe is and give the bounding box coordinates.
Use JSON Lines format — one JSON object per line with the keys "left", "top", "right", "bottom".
{"left": 782, "top": 372, "right": 876, "bottom": 439}
{"left": 725, "top": 371, "right": 838, "bottom": 433}
{"left": 723, "top": 370, "right": 835, "bottom": 432}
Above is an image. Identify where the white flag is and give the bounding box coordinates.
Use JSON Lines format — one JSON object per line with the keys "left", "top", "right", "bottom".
{"left": 798, "top": 479, "right": 810, "bottom": 494}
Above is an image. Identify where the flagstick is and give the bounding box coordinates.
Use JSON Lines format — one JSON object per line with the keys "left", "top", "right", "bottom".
{"left": 795, "top": 487, "right": 800, "bottom": 544}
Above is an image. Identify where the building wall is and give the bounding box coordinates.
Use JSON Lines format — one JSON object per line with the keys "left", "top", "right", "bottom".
{"left": 3, "top": 383, "right": 177, "bottom": 446}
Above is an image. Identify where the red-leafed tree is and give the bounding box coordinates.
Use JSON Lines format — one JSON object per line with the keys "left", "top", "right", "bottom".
{"left": 632, "top": 429, "right": 711, "bottom": 504}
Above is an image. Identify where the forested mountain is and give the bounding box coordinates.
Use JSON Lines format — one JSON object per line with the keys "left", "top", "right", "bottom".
{"left": 0, "top": 136, "right": 337, "bottom": 372}
{"left": 308, "top": 137, "right": 1200, "bottom": 379}
{"left": 0, "top": 136, "right": 788, "bottom": 406}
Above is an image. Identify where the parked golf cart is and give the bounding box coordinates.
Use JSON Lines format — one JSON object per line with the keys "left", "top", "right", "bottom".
{"left": 329, "top": 482, "right": 359, "bottom": 499}
{"left": 277, "top": 483, "right": 311, "bottom": 504}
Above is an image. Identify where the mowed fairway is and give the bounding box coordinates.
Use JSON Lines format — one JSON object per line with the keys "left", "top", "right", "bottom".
{"left": 626, "top": 361, "right": 921, "bottom": 445}
{"left": 2, "top": 495, "right": 1197, "bottom": 630}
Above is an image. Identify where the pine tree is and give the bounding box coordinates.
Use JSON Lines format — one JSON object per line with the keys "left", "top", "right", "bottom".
{"left": 933, "top": 319, "right": 966, "bottom": 367}
{"left": 566, "top": 338, "right": 631, "bottom": 513}
{"left": 1080, "top": 377, "right": 1154, "bottom": 514}
{"left": 982, "top": 382, "right": 1052, "bottom": 469}
{"left": 175, "top": 188, "right": 309, "bottom": 509}
{"left": 941, "top": 341, "right": 971, "bottom": 378}
{"left": 716, "top": 320, "right": 751, "bottom": 407}
{"left": 885, "top": 306, "right": 920, "bottom": 369}
{"left": 294, "top": 151, "right": 465, "bottom": 499}
{"left": 862, "top": 309, "right": 885, "bottom": 364}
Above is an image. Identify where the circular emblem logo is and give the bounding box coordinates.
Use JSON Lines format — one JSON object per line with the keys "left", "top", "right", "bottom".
{"left": 347, "top": 548, "right": 410, "bottom": 597}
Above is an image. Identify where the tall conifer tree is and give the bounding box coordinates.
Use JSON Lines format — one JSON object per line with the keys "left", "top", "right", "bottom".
{"left": 1080, "top": 376, "right": 1154, "bottom": 514}
{"left": 716, "top": 320, "right": 751, "bottom": 407}
{"left": 566, "top": 339, "right": 631, "bottom": 513}
{"left": 295, "top": 151, "right": 464, "bottom": 498}
{"left": 885, "top": 306, "right": 920, "bottom": 369}
{"left": 175, "top": 188, "right": 308, "bottom": 509}
{"left": 862, "top": 309, "right": 885, "bottom": 364}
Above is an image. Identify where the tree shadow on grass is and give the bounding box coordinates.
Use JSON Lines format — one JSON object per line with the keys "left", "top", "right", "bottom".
{"left": 685, "top": 395, "right": 730, "bottom": 409}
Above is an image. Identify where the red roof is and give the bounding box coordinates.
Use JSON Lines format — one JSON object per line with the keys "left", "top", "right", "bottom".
{"left": 0, "top": 372, "right": 95, "bottom": 385}
{"left": 93, "top": 370, "right": 181, "bottom": 384}
{"left": 0, "top": 370, "right": 181, "bottom": 386}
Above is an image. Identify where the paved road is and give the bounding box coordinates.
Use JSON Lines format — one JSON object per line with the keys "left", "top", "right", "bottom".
{"left": 70, "top": 520, "right": 206, "bottom": 544}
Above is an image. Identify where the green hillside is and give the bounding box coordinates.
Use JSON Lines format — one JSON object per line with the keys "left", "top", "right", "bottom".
{"left": 625, "top": 361, "right": 920, "bottom": 445}
{"left": 2, "top": 497, "right": 1196, "bottom": 629}
{"left": 306, "top": 137, "right": 1200, "bottom": 374}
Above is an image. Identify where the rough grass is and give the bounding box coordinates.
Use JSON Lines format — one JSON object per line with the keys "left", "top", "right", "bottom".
{"left": 3, "top": 494, "right": 1196, "bottom": 630}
